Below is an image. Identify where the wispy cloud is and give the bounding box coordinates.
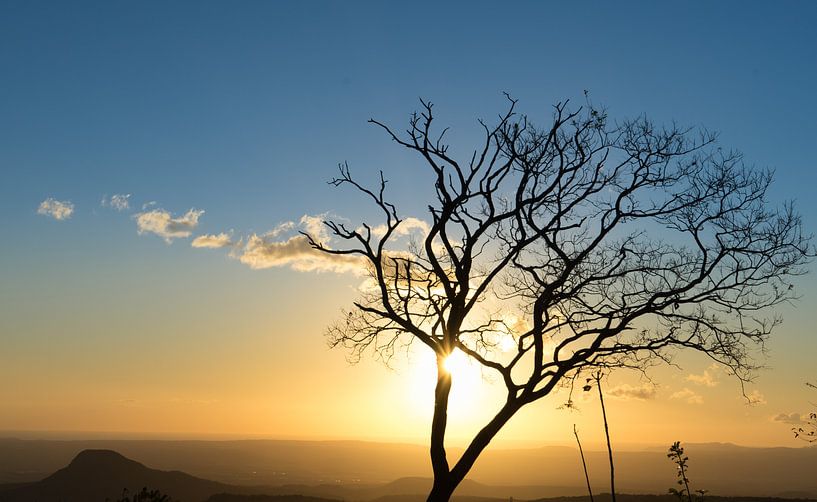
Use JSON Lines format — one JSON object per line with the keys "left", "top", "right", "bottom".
{"left": 670, "top": 387, "right": 704, "bottom": 405}
{"left": 300, "top": 214, "right": 330, "bottom": 242}
{"left": 37, "top": 198, "right": 74, "bottom": 220}
{"left": 772, "top": 412, "right": 806, "bottom": 425}
{"left": 607, "top": 383, "right": 657, "bottom": 401}
{"left": 238, "top": 233, "right": 362, "bottom": 273}
{"left": 686, "top": 364, "right": 720, "bottom": 387}
{"left": 135, "top": 207, "right": 204, "bottom": 243}
{"left": 232, "top": 214, "right": 432, "bottom": 274}
{"left": 102, "top": 193, "right": 131, "bottom": 211}
{"left": 184, "top": 213, "right": 431, "bottom": 274}
{"left": 365, "top": 216, "right": 432, "bottom": 239}
{"left": 192, "top": 232, "right": 234, "bottom": 249}
{"left": 268, "top": 221, "right": 296, "bottom": 237}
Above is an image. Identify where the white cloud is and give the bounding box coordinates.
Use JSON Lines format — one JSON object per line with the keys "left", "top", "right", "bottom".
{"left": 268, "top": 221, "right": 296, "bottom": 237}
{"left": 366, "top": 217, "right": 432, "bottom": 239}
{"left": 300, "top": 214, "right": 330, "bottom": 242}
{"left": 223, "top": 213, "right": 430, "bottom": 275}
{"left": 192, "top": 232, "right": 234, "bottom": 249}
{"left": 102, "top": 194, "right": 131, "bottom": 211}
{"left": 238, "top": 233, "right": 362, "bottom": 273}
{"left": 772, "top": 412, "right": 806, "bottom": 425}
{"left": 37, "top": 198, "right": 74, "bottom": 220}
{"left": 670, "top": 388, "right": 704, "bottom": 405}
{"left": 686, "top": 364, "right": 720, "bottom": 387}
{"left": 607, "top": 383, "right": 657, "bottom": 401}
{"left": 399, "top": 217, "right": 431, "bottom": 236}
{"left": 135, "top": 208, "right": 204, "bottom": 243}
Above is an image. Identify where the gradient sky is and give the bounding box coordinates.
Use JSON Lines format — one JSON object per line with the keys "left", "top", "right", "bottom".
{"left": 2, "top": 1, "right": 817, "bottom": 449}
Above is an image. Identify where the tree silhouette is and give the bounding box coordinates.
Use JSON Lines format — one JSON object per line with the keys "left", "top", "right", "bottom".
{"left": 307, "top": 95, "right": 812, "bottom": 502}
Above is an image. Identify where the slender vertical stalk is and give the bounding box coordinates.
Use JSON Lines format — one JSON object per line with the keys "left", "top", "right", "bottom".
{"left": 679, "top": 458, "right": 692, "bottom": 502}
{"left": 573, "top": 424, "right": 595, "bottom": 502}
{"left": 672, "top": 446, "right": 693, "bottom": 502}
{"left": 595, "top": 373, "right": 616, "bottom": 502}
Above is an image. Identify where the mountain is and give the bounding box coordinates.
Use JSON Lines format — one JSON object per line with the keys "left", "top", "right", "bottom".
{"left": 0, "top": 449, "right": 252, "bottom": 502}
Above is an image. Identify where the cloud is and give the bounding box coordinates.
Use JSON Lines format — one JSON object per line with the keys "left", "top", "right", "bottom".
{"left": 238, "top": 233, "right": 363, "bottom": 273}
{"left": 670, "top": 388, "right": 704, "bottom": 405}
{"left": 607, "top": 383, "right": 658, "bottom": 401}
{"left": 300, "top": 214, "right": 330, "bottom": 242}
{"left": 102, "top": 194, "right": 131, "bottom": 211}
{"left": 221, "top": 213, "right": 431, "bottom": 274}
{"left": 399, "top": 217, "right": 431, "bottom": 236}
{"left": 686, "top": 364, "right": 720, "bottom": 387}
{"left": 367, "top": 217, "right": 432, "bottom": 239}
{"left": 135, "top": 208, "right": 204, "bottom": 243}
{"left": 37, "top": 198, "right": 74, "bottom": 220}
{"left": 772, "top": 412, "right": 806, "bottom": 425}
{"left": 269, "top": 221, "right": 296, "bottom": 237}
{"left": 192, "top": 232, "right": 234, "bottom": 249}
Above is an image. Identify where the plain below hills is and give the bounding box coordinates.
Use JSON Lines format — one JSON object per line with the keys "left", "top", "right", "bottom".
{"left": 0, "top": 439, "right": 816, "bottom": 499}
{"left": 1, "top": 449, "right": 816, "bottom": 502}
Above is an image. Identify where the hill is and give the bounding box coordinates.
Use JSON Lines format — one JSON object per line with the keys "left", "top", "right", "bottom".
{"left": 0, "top": 449, "right": 254, "bottom": 502}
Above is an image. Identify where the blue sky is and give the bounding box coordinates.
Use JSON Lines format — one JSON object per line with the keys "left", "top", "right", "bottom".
{"left": 1, "top": 1, "right": 817, "bottom": 444}
{"left": 3, "top": 2, "right": 817, "bottom": 226}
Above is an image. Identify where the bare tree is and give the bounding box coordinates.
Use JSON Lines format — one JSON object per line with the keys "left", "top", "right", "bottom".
{"left": 306, "top": 95, "right": 812, "bottom": 502}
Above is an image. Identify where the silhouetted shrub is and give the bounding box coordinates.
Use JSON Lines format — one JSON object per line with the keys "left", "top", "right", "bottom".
{"left": 109, "top": 486, "right": 176, "bottom": 502}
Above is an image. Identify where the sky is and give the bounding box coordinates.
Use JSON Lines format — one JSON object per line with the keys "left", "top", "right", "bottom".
{"left": 1, "top": 1, "right": 817, "bottom": 450}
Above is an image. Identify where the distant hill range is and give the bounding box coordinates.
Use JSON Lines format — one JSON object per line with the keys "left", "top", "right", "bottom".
{"left": 0, "top": 449, "right": 253, "bottom": 501}
{"left": 1, "top": 440, "right": 816, "bottom": 500}
{"left": 1, "top": 448, "right": 816, "bottom": 502}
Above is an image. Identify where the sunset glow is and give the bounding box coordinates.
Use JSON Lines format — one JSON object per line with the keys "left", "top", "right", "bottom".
{"left": 1, "top": 1, "right": 816, "bottom": 455}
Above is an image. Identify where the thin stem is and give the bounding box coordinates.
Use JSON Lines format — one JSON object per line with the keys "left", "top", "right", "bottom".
{"left": 573, "top": 424, "right": 595, "bottom": 502}
{"left": 595, "top": 373, "right": 616, "bottom": 502}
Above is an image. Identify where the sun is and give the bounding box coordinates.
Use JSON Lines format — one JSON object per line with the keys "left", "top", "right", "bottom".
{"left": 403, "top": 348, "right": 487, "bottom": 419}
{"left": 441, "top": 349, "right": 484, "bottom": 403}
{"left": 443, "top": 349, "right": 470, "bottom": 376}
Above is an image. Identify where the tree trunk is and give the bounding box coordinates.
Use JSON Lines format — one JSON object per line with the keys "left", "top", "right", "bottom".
{"left": 427, "top": 475, "right": 457, "bottom": 502}
{"left": 428, "top": 357, "right": 452, "bottom": 502}
{"left": 426, "top": 396, "right": 522, "bottom": 502}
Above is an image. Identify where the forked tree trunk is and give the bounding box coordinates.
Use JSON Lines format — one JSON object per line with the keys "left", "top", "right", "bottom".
{"left": 426, "top": 361, "right": 521, "bottom": 502}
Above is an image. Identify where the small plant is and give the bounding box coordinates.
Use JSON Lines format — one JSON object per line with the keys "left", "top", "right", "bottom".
{"left": 667, "top": 442, "right": 707, "bottom": 502}
{"left": 110, "top": 487, "right": 175, "bottom": 502}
